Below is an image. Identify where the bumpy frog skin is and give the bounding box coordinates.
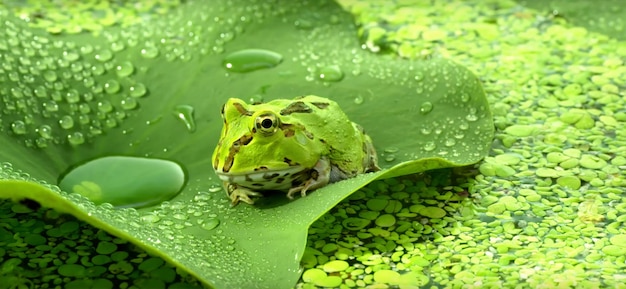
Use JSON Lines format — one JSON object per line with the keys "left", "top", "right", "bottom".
{"left": 212, "top": 95, "right": 380, "bottom": 206}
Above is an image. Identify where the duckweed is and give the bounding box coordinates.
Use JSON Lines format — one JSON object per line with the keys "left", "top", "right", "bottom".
{"left": 297, "top": 0, "right": 626, "bottom": 287}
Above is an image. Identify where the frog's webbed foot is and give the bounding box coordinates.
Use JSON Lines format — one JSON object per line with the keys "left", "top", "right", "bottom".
{"left": 286, "top": 157, "right": 331, "bottom": 200}
{"left": 226, "top": 183, "right": 262, "bottom": 206}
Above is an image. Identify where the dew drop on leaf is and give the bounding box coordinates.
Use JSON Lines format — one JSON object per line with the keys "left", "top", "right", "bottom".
{"left": 43, "top": 70, "right": 57, "bottom": 82}
{"left": 423, "top": 141, "right": 436, "bottom": 152}
{"left": 115, "top": 61, "right": 135, "bottom": 77}
{"left": 11, "top": 121, "right": 26, "bottom": 135}
{"left": 129, "top": 83, "right": 147, "bottom": 98}
{"left": 384, "top": 154, "right": 396, "bottom": 162}
{"left": 353, "top": 95, "right": 364, "bottom": 104}
{"left": 67, "top": 132, "right": 85, "bottom": 146}
{"left": 58, "top": 115, "right": 74, "bottom": 129}
{"left": 317, "top": 65, "right": 344, "bottom": 82}
{"left": 94, "top": 49, "right": 113, "bottom": 62}
{"left": 36, "top": 125, "right": 52, "bottom": 139}
{"left": 466, "top": 114, "right": 478, "bottom": 122}
{"left": 460, "top": 93, "right": 471, "bottom": 102}
{"left": 120, "top": 97, "right": 138, "bottom": 110}
{"left": 222, "top": 48, "right": 283, "bottom": 73}
{"left": 445, "top": 138, "right": 456, "bottom": 147}
{"left": 97, "top": 100, "right": 113, "bottom": 113}
{"left": 419, "top": 101, "right": 433, "bottom": 114}
{"left": 173, "top": 105, "right": 196, "bottom": 132}
{"left": 141, "top": 46, "right": 159, "bottom": 58}
{"left": 58, "top": 156, "right": 186, "bottom": 208}
{"left": 202, "top": 218, "right": 220, "bottom": 231}
{"left": 104, "top": 79, "right": 121, "bottom": 94}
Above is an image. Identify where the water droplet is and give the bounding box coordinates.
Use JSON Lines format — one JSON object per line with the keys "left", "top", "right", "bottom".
{"left": 129, "top": 83, "right": 147, "bottom": 98}
{"left": 58, "top": 156, "right": 186, "bottom": 208}
{"left": 294, "top": 19, "right": 313, "bottom": 30}
{"left": 173, "top": 105, "right": 196, "bottom": 132}
{"left": 354, "top": 95, "right": 364, "bottom": 104}
{"left": 35, "top": 138, "right": 48, "bottom": 148}
{"left": 115, "top": 61, "right": 134, "bottom": 77}
{"left": 98, "top": 100, "right": 113, "bottom": 113}
{"left": 384, "top": 147, "right": 399, "bottom": 153}
{"left": 43, "top": 70, "right": 57, "bottom": 82}
{"left": 11, "top": 121, "right": 26, "bottom": 135}
{"left": 104, "top": 80, "right": 120, "bottom": 94}
{"left": 63, "top": 50, "right": 80, "bottom": 61}
{"left": 59, "top": 115, "right": 74, "bottom": 129}
{"left": 420, "top": 101, "right": 433, "bottom": 114}
{"left": 94, "top": 49, "right": 113, "bottom": 62}
{"left": 466, "top": 114, "right": 478, "bottom": 122}
{"left": 317, "top": 65, "right": 343, "bottom": 82}
{"left": 141, "top": 46, "right": 159, "bottom": 58}
{"left": 111, "top": 41, "right": 125, "bottom": 52}
{"left": 423, "top": 141, "right": 436, "bottom": 152}
{"left": 141, "top": 214, "right": 161, "bottom": 223}
{"left": 91, "top": 64, "right": 105, "bottom": 76}
{"left": 80, "top": 45, "right": 94, "bottom": 55}
{"left": 120, "top": 97, "right": 138, "bottom": 110}
{"left": 222, "top": 48, "right": 283, "bottom": 73}
{"left": 194, "top": 191, "right": 212, "bottom": 201}
{"left": 202, "top": 218, "right": 220, "bottom": 231}
{"left": 36, "top": 125, "right": 53, "bottom": 139}
{"left": 460, "top": 93, "right": 471, "bottom": 102}
{"left": 445, "top": 139, "right": 456, "bottom": 147}
{"left": 43, "top": 100, "right": 59, "bottom": 112}
{"left": 34, "top": 86, "right": 48, "bottom": 98}
{"left": 67, "top": 131, "right": 85, "bottom": 145}
{"left": 248, "top": 94, "right": 264, "bottom": 104}
{"left": 65, "top": 89, "right": 80, "bottom": 103}
{"left": 384, "top": 154, "right": 396, "bottom": 162}
{"left": 420, "top": 127, "right": 432, "bottom": 135}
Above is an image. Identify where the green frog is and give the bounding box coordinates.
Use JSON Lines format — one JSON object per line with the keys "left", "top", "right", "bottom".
{"left": 212, "top": 95, "right": 380, "bottom": 206}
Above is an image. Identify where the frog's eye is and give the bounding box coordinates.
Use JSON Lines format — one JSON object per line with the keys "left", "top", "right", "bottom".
{"left": 255, "top": 112, "right": 279, "bottom": 135}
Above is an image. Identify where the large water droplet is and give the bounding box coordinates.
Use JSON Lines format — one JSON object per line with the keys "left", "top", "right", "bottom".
{"left": 420, "top": 101, "right": 433, "bottom": 114}
{"left": 222, "top": 49, "right": 283, "bottom": 73}
{"left": 58, "top": 156, "right": 186, "bottom": 208}
{"left": 317, "top": 65, "right": 344, "bottom": 82}
{"left": 174, "top": 105, "right": 196, "bottom": 132}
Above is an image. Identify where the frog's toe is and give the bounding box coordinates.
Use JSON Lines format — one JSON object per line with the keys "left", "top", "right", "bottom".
{"left": 286, "top": 187, "right": 307, "bottom": 200}
{"left": 227, "top": 184, "right": 262, "bottom": 206}
{"left": 230, "top": 190, "right": 262, "bottom": 206}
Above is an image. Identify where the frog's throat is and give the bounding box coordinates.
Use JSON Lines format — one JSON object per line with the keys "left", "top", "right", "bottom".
{"left": 215, "top": 165, "right": 307, "bottom": 191}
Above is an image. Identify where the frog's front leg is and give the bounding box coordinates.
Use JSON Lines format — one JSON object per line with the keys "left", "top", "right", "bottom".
{"left": 225, "top": 182, "right": 262, "bottom": 206}
{"left": 287, "top": 157, "right": 331, "bottom": 200}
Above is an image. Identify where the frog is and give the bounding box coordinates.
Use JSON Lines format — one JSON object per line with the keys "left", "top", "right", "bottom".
{"left": 211, "top": 95, "right": 380, "bottom": 206}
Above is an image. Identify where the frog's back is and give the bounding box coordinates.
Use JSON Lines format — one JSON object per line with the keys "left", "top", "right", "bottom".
{"left": 284, "top": 95, "right": 378, "bottom": 177}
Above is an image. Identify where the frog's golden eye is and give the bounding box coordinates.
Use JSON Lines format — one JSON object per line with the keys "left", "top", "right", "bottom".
{"left": 255, "top": 112, "right": 279, "bottom": 135}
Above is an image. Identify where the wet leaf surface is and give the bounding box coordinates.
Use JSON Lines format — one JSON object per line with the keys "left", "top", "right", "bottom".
{"left": 0, "top": 1, "right": 493, "bottom": 288}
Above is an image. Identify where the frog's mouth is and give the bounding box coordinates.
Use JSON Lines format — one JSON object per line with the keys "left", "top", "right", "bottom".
{"left": 215, "top": 166, "right": 308, "bottom": 191}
